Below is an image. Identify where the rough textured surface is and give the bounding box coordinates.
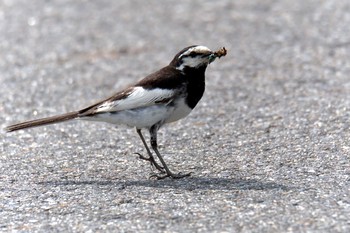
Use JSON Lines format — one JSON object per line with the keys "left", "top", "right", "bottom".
{"left": 1, "top": 0, "right": 350, "bottom": 232}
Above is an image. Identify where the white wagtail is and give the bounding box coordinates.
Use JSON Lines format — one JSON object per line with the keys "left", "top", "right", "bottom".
{"left": 5, "top": 45, "right": 227, "bottom": 179}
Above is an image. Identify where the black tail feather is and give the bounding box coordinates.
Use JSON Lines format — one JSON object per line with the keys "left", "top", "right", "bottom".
{"left": 5, "top": 111, "right": 79, "bottom": 132}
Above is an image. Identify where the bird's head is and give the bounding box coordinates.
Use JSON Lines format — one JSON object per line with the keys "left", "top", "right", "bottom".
{"left": 170, "top": 45, "right": 227, "bottom": 72}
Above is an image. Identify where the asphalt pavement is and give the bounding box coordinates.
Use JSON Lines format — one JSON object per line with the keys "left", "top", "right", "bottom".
{"left": 1, "top": 0, "right": 350, "bottom": 232}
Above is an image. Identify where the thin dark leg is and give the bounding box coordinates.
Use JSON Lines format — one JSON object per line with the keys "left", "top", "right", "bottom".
{"left": 149, "top": 126, "right": 191, "bottom": 179}
{"left": 136, "top": 128, "right": 164, "bottom": 172}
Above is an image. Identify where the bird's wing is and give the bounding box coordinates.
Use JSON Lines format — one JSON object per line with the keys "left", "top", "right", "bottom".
{"left": 79, "top": 66, "right": 185, "bottom": 116}
{"left": 97, "top": 86, "right": 175, "bottom": 112}
{"left": 79, "top": 86, "right": 176, "bottom": 116}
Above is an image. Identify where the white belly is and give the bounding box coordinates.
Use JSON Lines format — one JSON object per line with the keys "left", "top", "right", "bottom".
{"left": 83, "top": 105, "right": 169, "bottom": 129}
{"left": 81, "top": 98, "right": 193, "bottom": 128}
{"left": 165, "top": 98, "right": 192, "bottom": 123}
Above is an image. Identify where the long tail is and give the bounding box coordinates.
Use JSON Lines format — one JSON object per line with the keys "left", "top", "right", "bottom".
{"left": 5, "top": 111, "right": 79, "bottom": 132}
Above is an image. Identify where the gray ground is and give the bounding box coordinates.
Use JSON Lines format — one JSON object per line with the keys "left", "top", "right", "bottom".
{"left": 1, "top": 0, "right": 350, "bottom": 232}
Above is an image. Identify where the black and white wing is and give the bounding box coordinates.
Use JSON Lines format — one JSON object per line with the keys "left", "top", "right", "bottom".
{"left": 79, "top": 86, "right": 177, "bottom": 116}
{"left": 79, "top": 66, "right": 185, "bottom": 117}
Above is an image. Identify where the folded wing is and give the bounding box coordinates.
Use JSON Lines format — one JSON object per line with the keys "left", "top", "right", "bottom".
{"left": 79, "top": 86, "right": 176, "bottom": 116}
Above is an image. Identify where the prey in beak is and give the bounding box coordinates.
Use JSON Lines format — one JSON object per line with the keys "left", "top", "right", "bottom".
{"left": 209, "top": 47, "right": 227, "bottom": 64}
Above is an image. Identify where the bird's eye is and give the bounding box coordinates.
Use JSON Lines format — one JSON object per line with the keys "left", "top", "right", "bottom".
{"left": 188, "top": 52, "right": 198, "bottom": 58}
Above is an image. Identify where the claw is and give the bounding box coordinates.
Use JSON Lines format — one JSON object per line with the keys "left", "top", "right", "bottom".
{"left": 134, "top": 152, "right": 149, "bottom": 161}
{"left": 134, "top": 152, "right": 165, "bottom": 172}
{"left": 149, "top": 171, "right": 192, "bottom": 180}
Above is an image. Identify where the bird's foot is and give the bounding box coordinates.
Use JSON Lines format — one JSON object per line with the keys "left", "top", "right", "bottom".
{"left": 150, "top": 171, "right": 192, "bottom": 180}
{"left": 134, "top": 152, "right": 165, "bottom": 172}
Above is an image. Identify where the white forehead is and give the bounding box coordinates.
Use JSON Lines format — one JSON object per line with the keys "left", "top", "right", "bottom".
{"left": 180, "top": 46, "right": 211, "bottom": 57}
{"left": 176, "top": 46, "right": 212, "bottom": 70}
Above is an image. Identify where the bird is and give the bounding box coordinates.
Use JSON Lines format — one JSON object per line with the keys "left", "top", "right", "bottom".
{"left": 5, "top": 45, "right": 227, "bottom": 179}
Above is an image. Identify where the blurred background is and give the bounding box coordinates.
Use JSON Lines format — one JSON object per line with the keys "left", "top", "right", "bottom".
{"left": 1, "top": 0, "right": 350, "bottom": 232}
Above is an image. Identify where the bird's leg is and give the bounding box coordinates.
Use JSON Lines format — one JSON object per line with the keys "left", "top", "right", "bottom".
{"left": 149, "top": 126, "right": 191, "bottom": 179}
{"left": 135, "top": 129, "right": 165, "bottom": 173}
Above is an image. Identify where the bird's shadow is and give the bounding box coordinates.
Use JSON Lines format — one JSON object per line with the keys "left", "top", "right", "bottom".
{"left": 37, "top": 176, "right": 292, "bottom": 191}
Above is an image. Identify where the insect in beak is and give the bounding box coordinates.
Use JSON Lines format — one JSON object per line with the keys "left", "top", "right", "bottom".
{"left": 209, "top": 47, "right": 227, "bottom": 64}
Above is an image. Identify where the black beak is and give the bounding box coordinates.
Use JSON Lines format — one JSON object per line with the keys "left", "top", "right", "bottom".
{"left": 208, "top": 53, "right": 217, "bottom": 64}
